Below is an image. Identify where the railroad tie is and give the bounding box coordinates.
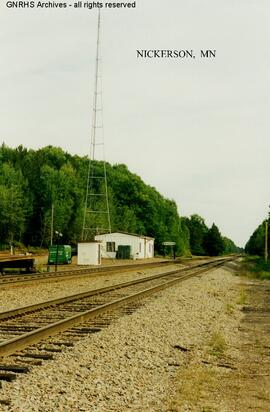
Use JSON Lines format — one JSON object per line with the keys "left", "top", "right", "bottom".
{"left": 0, "top": 399, "right": 11, "bottom": 406}
{"left": 0, "top": 372, "right": 16, "bottom": 382}
{"left": 0, "top": 364, "right": 29, "bottom": 373}
{"left": 11, "top": 358, "right": 43, "bottom": 366}
{"left": 39, "top": 347, "right": 62, "bottom": 353}
{"left": 49, "top": 341, "right": 74, "bottom": 347}
{"left": 18, "top": 353, "right": 54, "bottom": 360}
{"left": 69, "top": 327, "right": 102, "bottom": 334}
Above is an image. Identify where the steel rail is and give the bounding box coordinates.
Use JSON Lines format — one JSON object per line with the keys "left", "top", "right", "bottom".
{"left": 0, "top": 260, "right": 172, "bottom": 286}
{"left": 0, "top": 258, "right": 228, "bottom": 321}
{"left": 0, "top": 258, "right": 233, "bottom": 357}
{"left": 0, "top": 255, "right": 233, "bottom": 287}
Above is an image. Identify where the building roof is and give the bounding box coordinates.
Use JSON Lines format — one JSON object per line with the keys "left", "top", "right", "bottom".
{"left": 95, "top": 231, "right": 155, "bottom": 240}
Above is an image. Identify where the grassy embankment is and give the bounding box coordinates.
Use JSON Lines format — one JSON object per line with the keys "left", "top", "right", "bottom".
{"left": 241, "top": 256, "right": 270, "bottom": 280}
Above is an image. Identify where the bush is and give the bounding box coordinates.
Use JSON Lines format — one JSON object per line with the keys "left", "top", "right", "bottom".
{"left": 241, "top": 256, "right": 270, "bottom": 280}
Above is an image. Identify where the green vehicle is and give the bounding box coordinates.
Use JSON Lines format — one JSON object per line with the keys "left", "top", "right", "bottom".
{"left": 48, "top": 245, "right": 72, "bottom": 265}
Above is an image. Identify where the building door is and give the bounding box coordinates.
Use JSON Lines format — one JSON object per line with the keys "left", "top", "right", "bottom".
{"left": 98, "top": 244, "right": 101, "bottom": 264}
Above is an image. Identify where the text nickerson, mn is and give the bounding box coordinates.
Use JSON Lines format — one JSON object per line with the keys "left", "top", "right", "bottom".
{"left": 136, "top": 50, "right": 216, "bottom": 59}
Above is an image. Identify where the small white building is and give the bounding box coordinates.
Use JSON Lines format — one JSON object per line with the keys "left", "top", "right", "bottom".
{"left": 95, "top": 232, "right": 155, "bottom": 259}
{"left": 77, "top": 241, "right": 101, "bottom": 265}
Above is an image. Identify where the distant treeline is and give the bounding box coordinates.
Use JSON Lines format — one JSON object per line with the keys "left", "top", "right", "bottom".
{"left": 0, "top": 144, "right": 240, "bottom": 256}
{"left": 245, "top": 220, "right": 267, "bottom": 257}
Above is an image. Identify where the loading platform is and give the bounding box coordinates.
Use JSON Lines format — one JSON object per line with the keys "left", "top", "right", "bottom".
{"left": 0, "top": 256, "right": 35, "bottom": 273}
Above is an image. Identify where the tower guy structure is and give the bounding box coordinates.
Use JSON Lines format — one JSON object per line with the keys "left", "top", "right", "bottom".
{"left": 82, "top": 9, "right": 111, "bottom": 241}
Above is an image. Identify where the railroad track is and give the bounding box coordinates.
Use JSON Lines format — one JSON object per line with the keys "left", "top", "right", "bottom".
{"left": 0, "top": 260, "right": 173, "bottom": 287}
{"left": 0, "top": 257, "right": 233, "bottom": 398}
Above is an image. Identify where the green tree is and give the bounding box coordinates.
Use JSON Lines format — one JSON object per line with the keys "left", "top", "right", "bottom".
{"left": 183, "top": 214, "right": 208, "bottom": 255}
{"left": 0, "top": 163, "right": 26, "bottom": 243}
{"left": 203, "top": 223, "right": 225, "bottom": 256}
{"left": 223, "top": 236, "right": 240, "bottom": 254}
{"left": 245, "top": 222, "right": 265, "bottom": 256}
{"left": 0, "top": 144, "right": 194, "bottom": 255}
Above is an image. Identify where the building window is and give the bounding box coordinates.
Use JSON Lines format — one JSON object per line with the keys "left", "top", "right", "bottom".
{"left": 106, "top": 242, "right": 115, "bottom": 252}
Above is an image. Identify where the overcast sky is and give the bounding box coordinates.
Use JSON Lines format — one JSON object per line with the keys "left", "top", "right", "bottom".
{"left": 1, "top": 0, "right": 270, "bottom": 247}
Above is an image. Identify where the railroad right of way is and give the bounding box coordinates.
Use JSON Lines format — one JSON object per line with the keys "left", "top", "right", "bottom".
{"left": 0, "top": 258, "right": 233, "bottom": 393}
{"left": 0, "top": 258, "right": 243, "bottom": 411}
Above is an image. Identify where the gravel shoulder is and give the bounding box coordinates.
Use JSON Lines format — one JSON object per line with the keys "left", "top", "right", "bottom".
{"left": 0, "top": 264, "right": 269, "bottom": 411}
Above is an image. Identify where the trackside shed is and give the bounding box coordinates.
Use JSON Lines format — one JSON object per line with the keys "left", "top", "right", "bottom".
{"left": 94, "top": 232, "right": 154, "bottom": 259}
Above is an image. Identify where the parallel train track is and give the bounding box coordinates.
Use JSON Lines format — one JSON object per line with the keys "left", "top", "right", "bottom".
{"left": 0, "top": 260, "right": 173, "bottom": 287}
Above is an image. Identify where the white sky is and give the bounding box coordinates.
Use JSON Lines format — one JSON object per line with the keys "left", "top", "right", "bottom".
{"left": 1, "top": 0, "right": 270, "bottom": 247}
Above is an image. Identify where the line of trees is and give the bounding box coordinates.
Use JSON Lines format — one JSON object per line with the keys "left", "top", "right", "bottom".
{"left": 0, "top": 144, "right": 239, "bottom": 256}
{"left": 245, "top": 221, "right": 266, "bottom": 256}
{"left": 182, "top": 214, "right": 240, "bottom": 256}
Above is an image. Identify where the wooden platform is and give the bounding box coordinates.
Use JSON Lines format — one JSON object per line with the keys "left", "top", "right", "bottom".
{"left": 0, "top": 256, "right": 35, "bottom": 273}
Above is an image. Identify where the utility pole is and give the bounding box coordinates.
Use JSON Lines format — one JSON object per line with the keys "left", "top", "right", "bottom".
{"left": 265, "top": 221, "right": 268, "bottom": 262}
{"left": 264, "top": 206, "right": 270, "bottom": 262}
{"left": 50, "top": 203, "right": 54, "bottom": 246}
{"left": 55, "top": 230, "right": 63, "bottom": 272}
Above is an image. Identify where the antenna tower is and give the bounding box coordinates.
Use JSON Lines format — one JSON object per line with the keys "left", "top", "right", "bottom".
{"left": 82, "top": 9, "right": 111, "bottom": 241}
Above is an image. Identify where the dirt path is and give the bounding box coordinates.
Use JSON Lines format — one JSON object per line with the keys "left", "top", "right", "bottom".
{"left": 223, "top": 280, "right": 270, "bottom": 411}
{"left": 168, "top": 269, "right": 270, "bottom": 411}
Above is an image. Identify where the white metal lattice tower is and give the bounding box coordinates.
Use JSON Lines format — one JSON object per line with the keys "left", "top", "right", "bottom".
{"left": 82, "top": 9, "right": 111, "bottom": 241}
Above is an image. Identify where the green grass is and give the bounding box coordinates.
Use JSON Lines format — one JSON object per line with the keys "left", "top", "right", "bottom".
{"left": 208, "top": 332, "right": 226, "bottom": 358}
{"left": 236, "top": 289, "right": 247, "bottom": 305}
{"left": 225, "top": 303, "right": 235, "bottom": 315}
{"left": 241, "top": 256, "right": 270, "bottom": 280}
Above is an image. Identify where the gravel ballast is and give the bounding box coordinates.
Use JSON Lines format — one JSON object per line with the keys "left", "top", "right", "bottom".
{"left": 0, "top": 267, "right": 243, "bottom": 411}
{"left": 0, "top": 264, "right": 182, "bottom": 312}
